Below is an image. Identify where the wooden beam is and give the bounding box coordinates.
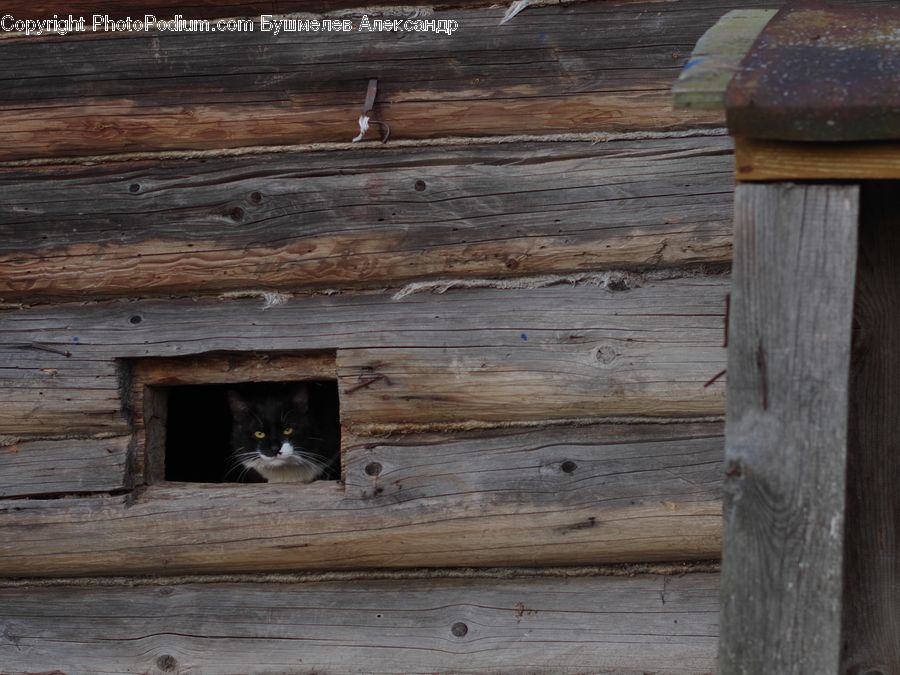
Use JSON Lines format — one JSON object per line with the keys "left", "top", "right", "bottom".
{"left": 0, "top": 436, "right": 130, "bottom": 498}
{"left": 0, "top": 0, "right": 749, "bottom": 161}
{"left": 0, "top": 279, "right": 728, "bottom": 435}
{"left": 132, "top": 351, "right": 337, "bottom": 387}
{"left": 0, "top": 136, "right": 735, "bottom": 301}
{"left": 338, "top": 341, "right": 725, "bottom": 428}
{"left": 0, "top": 423, "right": 723, "bottom": 576}
{"left": 0, "top": 573, "right": 720, "bottom": 673}
{"left": 734, "top": 138, "right": 900, "bottom": 182}
{"left": 721, "top": 184, "right": 859, "bottom": 673}
{"left": 841, "top": 183, "right": 900, "bottom": 672}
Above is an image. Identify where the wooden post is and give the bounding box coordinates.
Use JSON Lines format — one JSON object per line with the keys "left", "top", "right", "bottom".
{"left": 721, "top": 183, "right": 860, "bottom": 674}
{"left": 676, "top": 4, "right": 900, "bottom": 670}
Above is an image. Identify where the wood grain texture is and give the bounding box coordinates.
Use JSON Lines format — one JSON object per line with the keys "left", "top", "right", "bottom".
{"left": 338, "top": 338, "right": 725, "bottom": 427}
{"left": 0, "top": 348, "right": 128, "bottom": 436}
{"left": 133, "top": 351, "right": 337, "bottom": 387}
{"left": 721, "top": 184, "right": 859, "bottom": 674}
{"left": 841, "top": 183, "right": 900, "bottom": 673}
{"left": 0, "top": 0, "right": 746, "bottom": 161}
{"left": 0, "top": 278, "right": 728, "bottom": 435}
{"left": 0, "top": 436, "right": 130, "bottom": 497}
{"left": 734, "top": 139, "right": 900, "bottom": 181}
{"left": 0, "top": 136, "right": 734, "bottom": 301}
{"left": 0, "top": 574, "right": 720, "bottom": 674}
{"left": 0, "top": 423, "right": 723, "bottom": 576}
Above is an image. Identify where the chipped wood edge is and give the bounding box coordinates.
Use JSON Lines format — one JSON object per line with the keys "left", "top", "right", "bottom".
{"left": 673, "top": 10, "right": 777, "bottom": 111}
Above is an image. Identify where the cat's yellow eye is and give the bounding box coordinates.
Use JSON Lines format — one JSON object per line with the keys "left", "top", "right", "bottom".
{"left": 282, "top": 427, "right": 294, "bottom": 436}
{"left": 253, "top": 431, "right": 266, "bottom": 439}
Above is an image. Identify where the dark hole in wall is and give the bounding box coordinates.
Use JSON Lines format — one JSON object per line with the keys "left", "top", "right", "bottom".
{"left": 165, "top": 380, "right": 340, "bottom": 483}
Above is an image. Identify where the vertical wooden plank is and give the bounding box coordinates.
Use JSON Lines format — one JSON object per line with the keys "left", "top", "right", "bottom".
{"left": 841, "top": 183, "right": 900, "bottom": 673}
{"left": 721, "top": 183, "right": 859, "bottom": 674}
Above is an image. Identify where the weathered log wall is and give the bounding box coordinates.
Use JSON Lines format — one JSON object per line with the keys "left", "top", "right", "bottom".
{"left": 0, "top": 0, "right": 738, "bottom": 161}
{"left": 0, "top": 423, "right": 722, "bottom": 575}
{"left": 0, "top": 1, "right": 761, "bottom": 672}
{"left": 0, "top": 136, "right": 734, "bottom": 301}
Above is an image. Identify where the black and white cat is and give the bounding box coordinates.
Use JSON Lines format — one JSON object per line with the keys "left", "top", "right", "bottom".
{"left": 227, "top": 383, "right": 340, "bottom": 483}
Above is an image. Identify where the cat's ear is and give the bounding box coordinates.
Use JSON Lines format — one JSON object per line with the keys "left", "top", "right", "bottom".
{"left": 291, "top": 384, "right": 310, "bottom": 413}
{"left": 227, "top": 390, "right": 249, "bottom": 416}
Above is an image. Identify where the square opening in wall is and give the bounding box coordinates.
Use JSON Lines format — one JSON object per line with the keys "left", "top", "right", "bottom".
{"left": 165, "top": 381, "right": 340, "bottom": 483}
{"left": 131, "top": 353, "right": 340, "bottom": 485}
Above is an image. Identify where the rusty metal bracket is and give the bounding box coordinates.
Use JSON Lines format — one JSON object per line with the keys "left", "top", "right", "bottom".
{"left": 352, "top": 78, "right": 391, "bottom": 143}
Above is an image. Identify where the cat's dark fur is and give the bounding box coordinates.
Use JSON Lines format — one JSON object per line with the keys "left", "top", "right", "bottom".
{"left": 227, "top": 383, "right": 340, "bottom": 483}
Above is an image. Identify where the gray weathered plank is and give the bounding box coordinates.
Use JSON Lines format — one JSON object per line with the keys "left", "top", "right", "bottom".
{"left": 0, "top": 573, "right": 720, "bottom": 674}
{"left": 343, "top": 422, "right": 723, "bottom": 504}
{"left": 0, "top": 423, "right": 723, "bottom": 576}
{"left": 0, "top": 278, "right": 728, "bottom": 435}
{"left": 841, "top": 183, "right": 900, "bottom": 672}
{"left": 0, "top": 0, "right": 736, "bottom": 160}
{"left": 0, "top": 436, "right": 130, "bottom": 497}
{"left": 338, "top": 339, "right": 725, "bottom": 427}
{"left": 721, "top": 184, "right": 859, "bottom": 674}
{"left": 0, "top": 136, "right": 734, "bottom": 301}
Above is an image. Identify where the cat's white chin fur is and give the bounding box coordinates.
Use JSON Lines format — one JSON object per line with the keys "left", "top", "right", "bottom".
{"left": 258, "top": 464, "right": 321, "bottom": 484}
{"left": 241, "top": 441, "right": 327, "bottom": 483}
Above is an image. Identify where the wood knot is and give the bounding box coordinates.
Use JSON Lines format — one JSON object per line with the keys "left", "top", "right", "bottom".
{"left": 451, "top": 622, "right": 468, "bottom": 637}
{"left": 156, "top": 654, "right": 177, "bottom": 671}
{"left": 592, "top": 345, "right": 617, "bottom": 365}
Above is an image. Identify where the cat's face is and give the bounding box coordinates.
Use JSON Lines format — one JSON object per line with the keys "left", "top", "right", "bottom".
{"left": 227, "top": 384, "right": 330, "bottom": 482}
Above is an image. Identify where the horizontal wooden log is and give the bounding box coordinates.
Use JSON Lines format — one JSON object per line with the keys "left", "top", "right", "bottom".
{"left": 132, "top": 351, "right": 337, "bottom": 387}
{"left": 0, "top": 0, "right": 750, "bottom": 161}
{"left": 0, "top": 573, "right": 720, "bottom": 674}
{"left": 0, "top": 136, "right": 734, "bottom": 301}
{"left": 343, "top": 422, "right": 723, "bottom": 503}
{"left": 0, "top": 423, "right": 723, "bottom": 576}
{"left": 0, "top": 436, "right": 130, "bottom": 497}
{"left": 0, "top": 348, "right": 128, "bottom": 436}
{"left": 0, "top": 279, "right": 728, "bottom": 435}
{"left": 338, "top": 340, "right": 724, "bottom": 427}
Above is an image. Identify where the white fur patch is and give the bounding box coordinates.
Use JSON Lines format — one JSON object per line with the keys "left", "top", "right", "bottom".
{"left": 241, "top": 441, "right": 327, "bottom": 484}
